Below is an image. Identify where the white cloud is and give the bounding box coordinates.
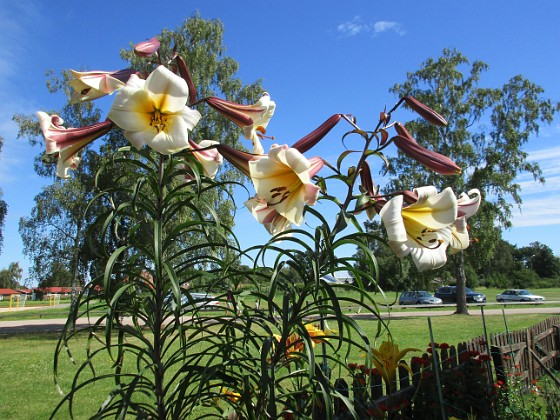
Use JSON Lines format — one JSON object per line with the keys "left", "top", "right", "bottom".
{"left": 506, "top": 145, "right": 560, "bottom": 227}
{"left": 337, "top": 16, "right": 405, "bottom": 37}
{"left": 373, "top": 21, "right": 405, "bottom": 36}
{"left": 510, "top": 196, "right": 560, "bottom": 227}
{"left": 528, "top": 145, "right": 560, "bottom": 162}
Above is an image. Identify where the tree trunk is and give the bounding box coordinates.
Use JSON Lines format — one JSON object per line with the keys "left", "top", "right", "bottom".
{"left": 455, "top": 252, "right": 469, "bottom": 315}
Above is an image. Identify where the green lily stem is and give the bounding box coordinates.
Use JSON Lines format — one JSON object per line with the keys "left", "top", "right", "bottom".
{"left": 153, "top": 153, "right": 167, "bottom": 419}
{"left": 329, "top": 98, "right": 404, "bottom": 239}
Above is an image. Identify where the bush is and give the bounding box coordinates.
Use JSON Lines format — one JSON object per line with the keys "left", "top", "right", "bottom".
{"left": 485, "top": 273, "right": 509, "bottom": 289}
{"left": 511, "top": 269, "right": 540, "bottom": 288}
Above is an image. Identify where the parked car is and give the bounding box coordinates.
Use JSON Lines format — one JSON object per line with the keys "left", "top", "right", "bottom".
{"left": 434, "top": 286, "right": 486, "bottom": 303}
{"left": 165, "top": 292, "right": 219, "bottom": 310}
{"left": 496, "top": 289, "right": 545, "bottom": 303}
{"left": 321, "top": 274, "right": 340, "bottom": 284}
{"left": 399, "top": 291, "right": 443, "bottom": 306}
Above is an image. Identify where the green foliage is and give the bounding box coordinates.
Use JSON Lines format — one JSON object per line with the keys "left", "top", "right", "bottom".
{"left": 53, "top": 142, "right": 388, "bottom": 418}
{"left": 516, "top": 242, "right": 560, "bottom": 279}
{"left": 492, "top": 372, "right": 544, "bottom": 419}
{"left": 0, "top": 262, "right": 23, "bottom": 288}
{"left": 388, "top": 48, "right": 559, "bottom": 312}
{"left": 14, "top": 15, "right": 264, "bottom": 287}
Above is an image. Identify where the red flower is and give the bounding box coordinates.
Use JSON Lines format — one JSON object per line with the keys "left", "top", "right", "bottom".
{"left": 439, "top": 342, "right": 450, "bottom": 350}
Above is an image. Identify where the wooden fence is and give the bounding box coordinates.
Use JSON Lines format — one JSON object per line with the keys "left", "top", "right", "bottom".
{"left": 489, "top": 316, "right": 560, "bottom": 386}
{"left": 329, "top": 316, "right": 560, "bottom": 418}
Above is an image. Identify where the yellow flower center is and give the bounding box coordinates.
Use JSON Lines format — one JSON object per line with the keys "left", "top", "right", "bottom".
{"left": 151, "top": 110, "right": 168, "bottom": 133}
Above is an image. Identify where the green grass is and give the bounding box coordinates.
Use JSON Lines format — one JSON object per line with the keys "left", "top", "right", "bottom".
{"left": 0, "top": 311, "right": 556, "bottom": 419}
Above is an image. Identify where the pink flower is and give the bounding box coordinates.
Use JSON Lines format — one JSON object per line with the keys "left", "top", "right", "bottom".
{"left": 69, "top": 69, "right": 138, "bottom": 103}
{"left": 36, "top": 111, "right": 113, "bottom": 178}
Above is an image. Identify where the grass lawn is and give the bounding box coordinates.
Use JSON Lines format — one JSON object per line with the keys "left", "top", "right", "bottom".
{"left": 0, "top": 311, "right": 556, "bottom": 419}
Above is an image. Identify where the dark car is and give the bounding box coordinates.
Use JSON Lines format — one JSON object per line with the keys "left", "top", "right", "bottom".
{"left": 434, "top": 286, "right": 486, "bottom": 303}
{"left": 399, "top": 291, "right": 443, "bottom": 306}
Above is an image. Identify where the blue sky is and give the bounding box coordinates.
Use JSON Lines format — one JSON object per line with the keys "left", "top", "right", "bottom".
{"left": 1, "top": 0, "right": 559, "bottom": 283}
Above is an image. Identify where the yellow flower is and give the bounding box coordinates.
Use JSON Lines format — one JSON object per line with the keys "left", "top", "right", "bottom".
{"left": 108, "top": 65, "right": 201, "bottom": 155}
{"left": 272, "top": 324, "right": 327, "bottom": 359}
{"left": 305, "top": 323, "right": 329, "bottom": 344}
{"left": 219, "top": 387, "right": 241, "bottom": 403}
{"left": 371, "top": 341, "right": 419, "bottom": 387}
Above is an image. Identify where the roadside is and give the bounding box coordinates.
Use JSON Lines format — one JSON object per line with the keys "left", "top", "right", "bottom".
{"left": 2, "top": 305, "right": 559, "bottom": 334}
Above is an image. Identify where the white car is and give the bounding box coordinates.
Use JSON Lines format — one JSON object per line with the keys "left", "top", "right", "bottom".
{"left": 496, "top": 289, "right": 545, "bottom": 303}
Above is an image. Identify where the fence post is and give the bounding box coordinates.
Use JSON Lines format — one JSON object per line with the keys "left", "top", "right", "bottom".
{"left": 428, "top": 317, "right": 447, "bottom": 420}
{"left": 526, "top": 328, "right": 534, "bottom": 383}
{"left": 554, "top": 325, "right": 560, "bottom": 369}
{"left": 333, "top": 378, "right": 349, "bottom": 416}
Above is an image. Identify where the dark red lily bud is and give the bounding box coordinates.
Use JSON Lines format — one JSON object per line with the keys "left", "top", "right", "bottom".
{"left": 359, "top": 161, "right": 376, "bottom": 196}
{"left": 394, "top": 122, "right": 417, "bottom": 143}
{"left": 392, "top": 135, "right": 461, "bottom": 175}
{"left": 176, "top": 55, "right": 197, "bottom": 103}
{"left": 379, "top": 111, "right": 390, "bottom": 125}
{"left": 403, "top": 96, "right": 448, "bottom": 126}
{"left": 402, "top": 190, "right": 418, "bottom": 204}
{"left": 379, "top": 129, "right": 389, "bottom": 146}
{"left": 215, "top": 144, "right": 258, "bottom": 177}
{"left": 291, "top": 114, "right": 343, "bottom": 153}
{"left": 134, "top": 37, "right": 160, "bottom": 57}
{"left": 206, "top": 97, "right": 254, "bottom": 127}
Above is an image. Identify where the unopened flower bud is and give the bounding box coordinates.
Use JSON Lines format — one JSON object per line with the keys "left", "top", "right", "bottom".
{"left": 134, "top": 37, "right": 160, "bottom": 57}
{"left": 403, "top": 96, "right": 448, "bottom": 126}
{"left": 392, "top": 135, "right": 461, "bottom": 175}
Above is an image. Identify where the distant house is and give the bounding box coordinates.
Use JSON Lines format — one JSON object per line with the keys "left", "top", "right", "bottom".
{"left": 33, "top": 286, "right": 80, "bottom": 300}
{"left": 18, "top": 288, "right": 33, "bottom": 296}
{"left": 0, "top": 288, "right": 21, "bottom": 301}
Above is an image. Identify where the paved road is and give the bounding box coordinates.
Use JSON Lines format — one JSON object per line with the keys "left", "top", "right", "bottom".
{"left": 1, "top": 305, "right": 559, "bottom": 334}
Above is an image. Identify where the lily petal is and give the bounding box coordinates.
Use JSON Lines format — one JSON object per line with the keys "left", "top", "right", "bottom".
{"left": 56, "top": 152, "right": 81, "bottom": 179}
{"left": 380, "top": 187, "right": 458, "bottom": 272}
{"left": 188, "top": 139, "right": 223, "bottom": 179}
{"left": 108, "top": 65, "right": 201, "bottom": 155}
{"left": 37, "top": 111, "right": 113, "bottom": 156}
{"left": 69, "top": 69, "right": 138, "bottom": 103}
{"left": 245, "top": 197, "right": 292, "bottom": 235}
{"left": 249, "top": 145, "right": 322, "bottom": 226}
